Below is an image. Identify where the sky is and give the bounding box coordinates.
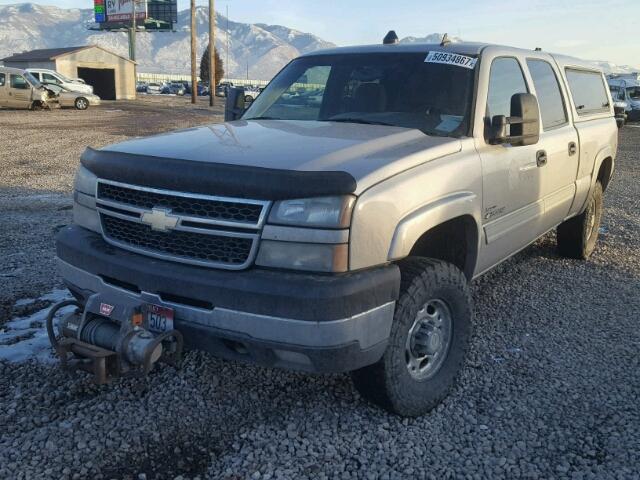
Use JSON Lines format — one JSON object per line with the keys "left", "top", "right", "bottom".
{"left": 2, "top": 0, "right": 639, "bottom": 66}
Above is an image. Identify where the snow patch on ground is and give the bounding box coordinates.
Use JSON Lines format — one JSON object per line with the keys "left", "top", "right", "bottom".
{"left": 0, "top": 289, "right": 73, "bottom": 363}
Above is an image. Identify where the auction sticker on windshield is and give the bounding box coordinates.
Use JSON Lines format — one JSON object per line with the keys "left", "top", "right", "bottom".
{"left": 425, "top": 51, "right": 477, "bottom": 70}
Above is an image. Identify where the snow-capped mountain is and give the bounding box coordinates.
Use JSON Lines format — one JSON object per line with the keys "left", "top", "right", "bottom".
{"left": 591, "top": 61, "right": 639, "bottom": 76}
{"left": 400, "top": 33, "right": 462, "bottom": 45}
{"left": 0, "top": 3, "right": 335, "bottom": 79}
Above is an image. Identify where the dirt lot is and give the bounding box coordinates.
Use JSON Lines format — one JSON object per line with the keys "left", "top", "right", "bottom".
{"left": 0, "top": 102, "right": 639, "bottom": 479}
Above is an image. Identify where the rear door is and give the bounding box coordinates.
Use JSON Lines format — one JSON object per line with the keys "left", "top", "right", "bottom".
{"left": 8, "top": 74, "right": 33, "bottom": 108}
{"left": 0, "top": 72, "right": 7, "bottom": 107}
{"left": 524, "top": 58, "right": 579, "bottom": 229}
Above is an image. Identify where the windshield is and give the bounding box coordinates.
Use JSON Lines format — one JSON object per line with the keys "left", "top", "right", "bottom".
{"left": 609, "top": 86, "right": 626, "bottom": 101}
{"left": 244, "top": 52, "right": 477, "bottom": 137}
{"left": 628, "top": 86, "right": 640, "bottom": 100}
{"left": 24, "top": 71, "right": 41, "bottom": 88}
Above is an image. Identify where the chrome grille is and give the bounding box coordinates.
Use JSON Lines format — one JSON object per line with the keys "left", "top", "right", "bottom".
{"left": 98, "top": 182, "right": 264, "bottom": 225}
{"left": 96, "top": 180, "right": 269, "bottom": 270}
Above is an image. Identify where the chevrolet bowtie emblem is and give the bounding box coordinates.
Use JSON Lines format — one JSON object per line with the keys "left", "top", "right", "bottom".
{"left": 141, "top": 207, "right": 179, "bottom": 232}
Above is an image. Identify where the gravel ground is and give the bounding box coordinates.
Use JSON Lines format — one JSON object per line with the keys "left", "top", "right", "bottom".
{"left": 0, "top": 97, "right": 223, "bottom": 323}
{"left": 0, "top": 108, "right": 639, "bottom": 479}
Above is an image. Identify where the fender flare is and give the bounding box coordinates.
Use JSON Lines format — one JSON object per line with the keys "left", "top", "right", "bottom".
{"left": 387, "top": 191, "right": 481, "bottom": 276}
{"left": 590, "top": 145, "right": 615, "bottom": 190}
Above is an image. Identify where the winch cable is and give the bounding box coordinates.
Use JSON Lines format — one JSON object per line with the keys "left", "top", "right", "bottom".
{"left": 46, "top": 300, "right": 82, "bottom": 349}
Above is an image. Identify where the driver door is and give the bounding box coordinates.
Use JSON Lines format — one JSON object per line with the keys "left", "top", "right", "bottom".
{"left": 476, "top": 56, "right": 545, "bottom": 272}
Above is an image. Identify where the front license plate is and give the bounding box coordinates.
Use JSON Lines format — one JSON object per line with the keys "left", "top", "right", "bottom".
{"left": 146, "top": 304, "right": 174, "bottom": 334}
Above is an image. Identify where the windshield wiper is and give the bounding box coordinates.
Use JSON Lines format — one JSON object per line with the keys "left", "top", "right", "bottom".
{"left": 327, "top": 118, "right": 396, "bottom": 127}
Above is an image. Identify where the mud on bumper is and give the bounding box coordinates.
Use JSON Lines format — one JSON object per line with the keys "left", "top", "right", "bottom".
{"left": 56, "top": 226, "right": 400, "bottom": 373}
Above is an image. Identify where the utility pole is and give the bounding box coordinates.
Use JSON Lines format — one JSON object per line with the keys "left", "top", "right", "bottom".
{"left": 208, "top": 0, "right": 215, "bottom": 107}
{"left": 226, "top": 4, "right": 229, "bottom": 80}
{"left": 190, "top": 0, "right": 197, "bottom": 104}
{"left": 129, "top": 0, "right": 136, "bottom": 61}
{"left": 130, "top": 0, "right": 137, "bottom": 99}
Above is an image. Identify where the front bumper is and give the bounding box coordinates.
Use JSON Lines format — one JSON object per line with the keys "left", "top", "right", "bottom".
{"left": 56, "top": 226, "right": 400, "bottom": 373}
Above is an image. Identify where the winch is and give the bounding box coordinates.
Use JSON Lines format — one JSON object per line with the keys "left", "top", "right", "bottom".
{"left": 46, "top": 299, "right": 183, "bottom": 384}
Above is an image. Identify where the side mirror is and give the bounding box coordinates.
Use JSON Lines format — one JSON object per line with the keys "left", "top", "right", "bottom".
{"left": 225, "top": 87, "right": 247, "bottom": 122}
{"left": 489, "top": 93, "right": 540, "bottom": 146}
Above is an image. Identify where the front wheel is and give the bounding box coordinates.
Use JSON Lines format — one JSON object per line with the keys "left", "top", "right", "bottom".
{"left": 351, "top": 258, "right": 472, "bottom": 417}
{"left": 75, "top": 97, "right": 89, "bottom": 110}
{"left": 557, "top": 181, "right": 603, "bottom": 259}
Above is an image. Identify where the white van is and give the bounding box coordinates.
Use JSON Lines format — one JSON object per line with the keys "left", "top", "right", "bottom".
{"left": 0, "top": 66, "right": 49, "bottom": 109}
{"left": 26, "top": 68, "right": 94, "bottom": 95}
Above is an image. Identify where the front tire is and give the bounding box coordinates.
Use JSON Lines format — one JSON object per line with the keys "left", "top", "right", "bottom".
{"left": 557, "top": 181, "right": 603, "bottom": 259}
{"left": 351, "top": 258, "right": 472, "bottom": 417}
{"left": 75, "top": 97, "right": 89, "bottom": 110}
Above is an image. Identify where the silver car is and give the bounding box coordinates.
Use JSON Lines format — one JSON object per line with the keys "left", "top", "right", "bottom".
{"left": 43, "top": 83, "right": 101, "bottom": 110}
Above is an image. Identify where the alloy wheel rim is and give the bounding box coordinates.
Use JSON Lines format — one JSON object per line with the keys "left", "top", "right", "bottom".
{"left": 405, "top": 299, "right": 453, "bottom": 380}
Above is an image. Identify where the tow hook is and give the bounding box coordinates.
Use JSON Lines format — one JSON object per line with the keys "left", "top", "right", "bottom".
{"left": 46, "top": 300, "right": 183, "bottom": 384}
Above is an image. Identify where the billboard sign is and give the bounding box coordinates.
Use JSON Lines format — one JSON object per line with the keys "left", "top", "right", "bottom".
{"left": 94, "top": 0, "right": 176, "bottom": 30}
{"left": 94, "top": 0, "right": 106, "bottom": 23}
{"left": 105, "top": 0, "right": 147, "bottom": 22}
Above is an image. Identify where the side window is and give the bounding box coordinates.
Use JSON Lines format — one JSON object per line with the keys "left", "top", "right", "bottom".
{"left": 10, "top": 74, "right": 29, "bottom": 89}
{"left": 0, "top": 73, "right": 5, "bottom": 87}
{"left": 487, "top": 57, "right": 529, "bottom": 121}
{"left": 565, "top": 69, "right": 609, "bottom": 115}
{"left": 43, "top": 73, "right": 60, "bottom": 84}
{"left": 526, "top": 60, "right": 568, "bottom": 130}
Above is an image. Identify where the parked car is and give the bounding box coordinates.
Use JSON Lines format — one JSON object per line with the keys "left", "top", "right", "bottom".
{"left": 27, "top": 68, "right": 94, "bottom": 95}
{"left": 136, "top": 82, "right": 149, "bottom": 93}
{"left": 215, "top": 81, "right": 234, "bottom": 97}
{"left": 54, "top": 39, "right": 617, "bottom": 416}
{"left": 169, "top": 82, "right": 186, "bottom": 95}
{"left": 42, "top": 83, "right": 101, "bottom": 110}
{"left": 146, "top": 83, "right": 163, "bottom": 95}
{"left": 608, "top": 77, "right": 640, "bottom": 122}
{"left": 243, "top": 85, "right": 261, "bottom": 102}
{"left": 183, "top": 82, "right": 208, "bottom": 96}
{"left": 0, "top": 66, "right": 49, "bottom": 109}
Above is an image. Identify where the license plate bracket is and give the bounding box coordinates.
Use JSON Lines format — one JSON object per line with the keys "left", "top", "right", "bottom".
{"left": 145, "top": 304, "right": 175, "bottom": 334}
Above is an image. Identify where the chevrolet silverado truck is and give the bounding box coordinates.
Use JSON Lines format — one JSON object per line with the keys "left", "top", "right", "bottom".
{"left": 53, "top": 37, "right": 617, "bottom": 416}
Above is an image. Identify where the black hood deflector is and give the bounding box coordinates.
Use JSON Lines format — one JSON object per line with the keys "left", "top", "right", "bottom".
{"left": 80, "top": 147, "right": 357, "bottom": 200}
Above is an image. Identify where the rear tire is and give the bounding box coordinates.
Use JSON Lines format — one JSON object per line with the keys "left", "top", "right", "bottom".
{"left": 557, "top": 181, "right": 603, "bottom": 259}
{"left": 351, "top": 258, "right": 472, "bottom": 417}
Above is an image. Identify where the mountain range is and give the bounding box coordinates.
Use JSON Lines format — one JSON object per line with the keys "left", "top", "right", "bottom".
{"left": 0, "top": 3, "right": 637, "bottom": 80}
{"left": 0, "top": 3, "right": 335, "bottom": 79}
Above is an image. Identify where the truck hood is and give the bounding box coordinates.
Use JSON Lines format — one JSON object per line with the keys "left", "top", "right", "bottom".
{"left": 95, "top": 120, "right": 462, "bottom": 198}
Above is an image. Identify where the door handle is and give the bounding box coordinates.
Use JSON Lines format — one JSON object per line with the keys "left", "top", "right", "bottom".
{"left": 536, "top": 150, "right": 547, "bottom": 167}
{"left": 568, "top": 142, "right": 577, "bottom": 156}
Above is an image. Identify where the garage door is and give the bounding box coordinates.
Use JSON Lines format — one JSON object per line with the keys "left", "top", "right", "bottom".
{"left": 77, "top": 68, "right": 116, "bottom": 100}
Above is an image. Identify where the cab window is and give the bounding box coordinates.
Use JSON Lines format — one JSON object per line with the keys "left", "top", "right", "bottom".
{"left": 565, "top": 69, "right": 609, "bottom": 115}
{"left": 526, "top": 59, "right": 568, "bottom": 130}
{"left": 486, "top": 57, "right": 529, "bottom": 135}
{"left": 0, "top": 73, "right": 5, "bottom": 87}
{"left": 10, "top": 74, "right": 30, "bottom": 89}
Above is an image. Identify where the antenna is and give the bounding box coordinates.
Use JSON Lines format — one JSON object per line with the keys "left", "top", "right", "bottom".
{"left": 383, "top": 30, "right": 399, "bottom": 45}
{"left": 440, "top": 33, "right": 451, "bottom": 47}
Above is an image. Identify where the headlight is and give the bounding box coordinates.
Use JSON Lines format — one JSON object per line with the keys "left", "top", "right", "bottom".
{"left": 74, "top": 166, "right": 97, "bottom": 196}
{"left": 268, "top": 196, "right": 355, "bottom": 228}
{"left": 256, "top": 241, "right": 348, "bottom": 272}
